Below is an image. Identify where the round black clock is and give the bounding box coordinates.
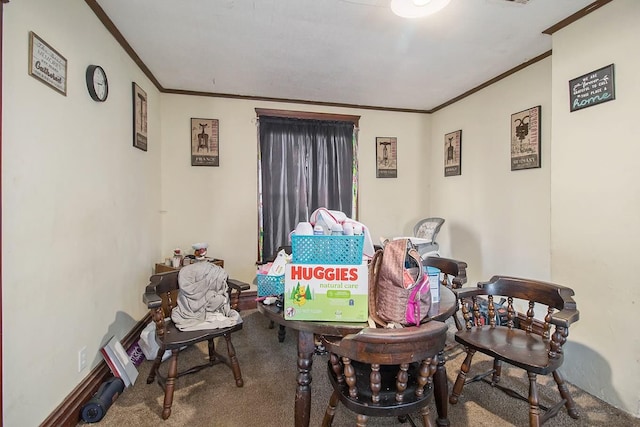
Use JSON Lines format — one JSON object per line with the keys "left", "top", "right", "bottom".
{"left": 85, "top": 65, "right": 108, "bottom": 102}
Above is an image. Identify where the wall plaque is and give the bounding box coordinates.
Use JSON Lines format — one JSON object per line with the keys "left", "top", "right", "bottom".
{"left": 28, "top": 31, "right": 67, "bottom": 95}
{"left": 569, "top": 64, "right": 615, "bottom": 112}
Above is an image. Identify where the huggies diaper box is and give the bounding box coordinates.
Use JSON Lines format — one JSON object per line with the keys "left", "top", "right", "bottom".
{"left": 284, "top": 263, "right": 369, "bottom": 322}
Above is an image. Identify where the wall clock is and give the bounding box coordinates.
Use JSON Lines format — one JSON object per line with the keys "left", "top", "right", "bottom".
{"left": 85, "top": 65, "right": 108, "bottom": 102}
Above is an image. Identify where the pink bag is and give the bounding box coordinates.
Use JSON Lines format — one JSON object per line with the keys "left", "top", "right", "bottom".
{"left": 368, "top": 238, "right": 431, "bottom": 327}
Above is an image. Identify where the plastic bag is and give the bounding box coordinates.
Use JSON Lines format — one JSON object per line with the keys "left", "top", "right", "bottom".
{"left": 139, "top": 322, "right": 171, "bottom": 362}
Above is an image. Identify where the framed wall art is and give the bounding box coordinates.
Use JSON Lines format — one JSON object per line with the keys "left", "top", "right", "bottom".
{"left": 569, "top": 64, "right": 615, "bottom": 112}
{"left": 376, "top": 137, "right": 397, "bottom": 178}
{"left": 28, "top": 31, "right": 67, "bottom": 96}
{"left": 444, "top": 130, "right": 462, "bottom": 177}
{"left": 191, "top": 118, "right": 220, "bottom": 166}
{"left": 132, "top": 82, "right": 148, "bottom": 151}
{"left": 510, "top": 106, "right": 541, "bottom": 171}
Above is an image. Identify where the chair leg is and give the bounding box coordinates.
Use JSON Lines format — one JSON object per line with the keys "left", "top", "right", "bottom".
{"left": 553, "top": 370, "right": 579, "bottom": 419}
{"left": 223, "top": 333, "right": 244, "bottom": 387}
{"left": 419, "top": 404, "right": 435, "bottom": 427}
{"left": 491, "top": 359, "right": 502, "bottom": 385}
{"left": 527, "top": 372, "right": 541, "bottom": 427}
{"left": 207, "top": 338, "right": 216, "bottom": 365}
{"left": 278, "top": 324, "right": 286, "bottom": 342}
{"left": 321, "top": 390, "right": 340, "bottom": 427}
{"left": 162, "top": 350, "right": 180, "bottom": 420}
{"left": 147, "top": 345, "right": 165, "bottom": 384}
{"left": 356, "top": 413, "right": 368, "bottom": 427}
{"left": 449, "top": 348, "right": 476, "bottom": 404}
{"left": 452, "top": 312, "right": 463, "bottom": 331}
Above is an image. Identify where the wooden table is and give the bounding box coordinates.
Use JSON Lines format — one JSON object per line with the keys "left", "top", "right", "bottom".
{"left": 257, "top": 285, "right": 457, "bottom": 427}
{"left": 154, "top": 258, "right": 224, "bottom": 274}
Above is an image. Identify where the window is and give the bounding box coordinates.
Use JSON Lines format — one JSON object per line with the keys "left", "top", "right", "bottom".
{"left": 256, "top": 109, "right": 360, "bottom": 261}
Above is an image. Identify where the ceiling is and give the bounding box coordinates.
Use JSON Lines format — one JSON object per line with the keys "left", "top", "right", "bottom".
{"left": 92, "top": 0, "right": 600, "bottom": 112}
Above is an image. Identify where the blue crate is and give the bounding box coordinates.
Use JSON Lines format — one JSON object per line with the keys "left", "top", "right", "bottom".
{"left": 257, "top": 274, "right": 285, "bottom": 296}
{"left": 291, "top": 234, "right": 364, "bottom": 265}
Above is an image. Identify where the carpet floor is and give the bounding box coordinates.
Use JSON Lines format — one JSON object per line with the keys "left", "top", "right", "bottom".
{"left": 80, "top": 310, "right": 638, "bottom": 426}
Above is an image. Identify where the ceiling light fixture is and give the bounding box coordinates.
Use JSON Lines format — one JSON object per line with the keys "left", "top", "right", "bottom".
{"left": 390, "top": 0, "right": 451, "bottom": 18}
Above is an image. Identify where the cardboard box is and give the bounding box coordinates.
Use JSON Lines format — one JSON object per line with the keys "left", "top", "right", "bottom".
{"left": 426, "top": 266, "right": 441, "bottom": 303}
{"left": 284, "top": 263, "right": 368, "bottom": 322}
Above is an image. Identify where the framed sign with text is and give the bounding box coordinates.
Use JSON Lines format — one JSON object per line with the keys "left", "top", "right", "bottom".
{"left": 28, "top": 31, "right": 67, "bottom": 96}
{"left": 132, "top": 82, "right": 148, "bottom": 151}
{"left": 510, "top": 106, "right": 541, "bottom": 171}
{"left": 444, "top": 130, "right": 462, "bottom": 177}
{"left": 376, "top": 137, "right": 397, "bottom": 178}
{"left": 569, "top": 64, "right": 615, "bottom": 112}
{"left": 191, "top": 118, "right": 220, "bottom": 166}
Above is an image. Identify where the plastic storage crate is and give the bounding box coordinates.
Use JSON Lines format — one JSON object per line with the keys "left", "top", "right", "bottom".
{"left": 257, "top": 273, "right": 285, "bottom": 296}
{"left": 291, "top": 234, "right": 364, "bottom": 265}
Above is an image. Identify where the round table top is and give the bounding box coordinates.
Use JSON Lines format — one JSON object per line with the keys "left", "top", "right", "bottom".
{"left": 257, "top": 285, "right": 457, "bottom": 337}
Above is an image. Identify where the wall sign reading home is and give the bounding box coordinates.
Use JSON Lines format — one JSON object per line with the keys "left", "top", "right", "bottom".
{"left": 569, "top": 64, "right": 615, "bottom": 112}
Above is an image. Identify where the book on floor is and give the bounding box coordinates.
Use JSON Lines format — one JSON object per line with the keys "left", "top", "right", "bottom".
{"left": 100, "top": 336, "right": 139, "bottom": 387}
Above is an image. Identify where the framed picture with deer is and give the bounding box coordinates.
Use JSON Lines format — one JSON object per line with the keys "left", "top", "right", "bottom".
{"left": 191, "top": 118, "right": 219, "bottom": 166}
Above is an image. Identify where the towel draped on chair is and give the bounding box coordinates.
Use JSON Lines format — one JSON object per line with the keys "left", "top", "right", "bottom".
{"left": 171, "top": 261, "right": 242, "bottom": 331}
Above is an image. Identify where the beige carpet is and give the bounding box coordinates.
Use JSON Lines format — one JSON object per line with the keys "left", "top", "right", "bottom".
{"left": 81, "top": 310, "right": 638, "bottom": 426}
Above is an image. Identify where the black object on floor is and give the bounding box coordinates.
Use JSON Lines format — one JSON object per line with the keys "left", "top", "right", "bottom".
{"left": 80, "top": 377, "right": 125, "bottom": 423}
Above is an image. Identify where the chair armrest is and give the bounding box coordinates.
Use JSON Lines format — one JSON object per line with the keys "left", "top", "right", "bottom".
{"left": 549, "top": 308, "right": 579, "bottom": 328}
{"left": 453, "top": 287, "right": 486, "bottom": 299}
{"left": 227, "top": 278, "right": 250, "bottom": 292}
{"left": 143, "top": 291, "right": 162, "bottom": 309}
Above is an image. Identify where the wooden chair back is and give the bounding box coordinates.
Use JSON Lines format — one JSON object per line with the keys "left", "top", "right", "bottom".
{"left": 450, "top": 275, "right": 580, "bottom": 427}
{"left": 423, "top": 256, "right": 467, "bottom": 289}
{"left": 424, "top": 256, "right": 467, "bottom": 331}
{"left": 321, "top": 321, "right": 448, "bottom": 426}
{"left": 141, "top": 266, "right": 247, "bottom": 420}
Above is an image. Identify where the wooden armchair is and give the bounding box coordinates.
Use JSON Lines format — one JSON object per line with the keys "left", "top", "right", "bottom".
{"left": 321, "top": 320, "right": 448, "bottom": 426}
{"left": 449, "top": 275, "right": 580, "bottom": 427}
{"left": 423, "top": 256, "right": 467, "bottom": 330}
{"left": 142, "top": 268, "right": 248, "bottom": 419}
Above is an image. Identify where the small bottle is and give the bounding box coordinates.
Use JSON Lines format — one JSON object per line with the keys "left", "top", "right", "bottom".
{"left": 331, "top": 223, "right": 343, "bottom": 235}
{"left": 353, "top": 224, "right": 363, "bottom": 235}
{"left": 313, "top": 224, "right": 324, "bottom": 235}
{"left": 342, "top": 223, "right": 354, "bottom": 235}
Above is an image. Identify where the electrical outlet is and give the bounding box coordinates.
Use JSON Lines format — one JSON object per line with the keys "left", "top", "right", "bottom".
{"left": 78, "top": 346, "right": 87, "bottom": 372}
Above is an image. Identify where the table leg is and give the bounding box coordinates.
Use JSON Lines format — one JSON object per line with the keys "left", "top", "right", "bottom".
{"left": 433, "top": 350, "right": 450, "bottom": 426}
{"left": 295, "top": 330, "right": 315, "bottom": 427}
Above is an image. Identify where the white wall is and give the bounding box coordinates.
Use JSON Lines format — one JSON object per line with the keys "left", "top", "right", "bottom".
{"left": 550, "top": 0, "right": 640, "bottom": 415}
{"left": 430, "top": 58, "right": 552, "bottom": 284}
{"left": 4, "top": 0, "right": 639, "bottom": 424}
{"left": 2, "top": 2, "right": 432, "bottom": 424}
{"left": 430, "top": 0, "right": 640, "bottom": 416}
{"left": 2, "top": 1, "right": 163, "bottom": 425}
{"left": 160, "top": 95, "right": 431, "bottom": 282}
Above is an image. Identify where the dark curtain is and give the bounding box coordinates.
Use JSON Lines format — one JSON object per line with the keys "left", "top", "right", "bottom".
{"left": 259, "top": 116, "right": 354, "bottom": 260}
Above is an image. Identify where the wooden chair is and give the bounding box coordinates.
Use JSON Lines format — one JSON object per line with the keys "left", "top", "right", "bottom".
{"left": 423, "top": 256, "right": 467, "bottom": 330}
{"left": 449, "top": 275, "right": 580, "bottom": 427}
{"left": 321, "top": 320, "right": 448, "bottom": 426}
{"left": 142, "top": 269, "right": 248, "bottom": 419}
